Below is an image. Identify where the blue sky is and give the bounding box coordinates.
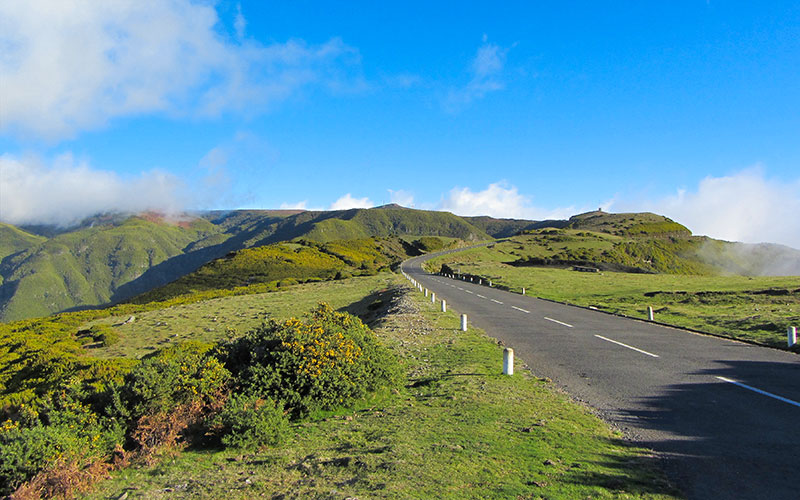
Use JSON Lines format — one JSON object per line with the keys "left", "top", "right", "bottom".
{"left": 1, "top": 1, "right": 799, "bottom": 246}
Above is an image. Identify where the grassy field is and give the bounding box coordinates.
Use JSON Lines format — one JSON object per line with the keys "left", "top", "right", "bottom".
{"left": 85, "top": 275, "right": 398, "bottom": 359}
{"left": 82, "top": 276, "right": 678, "bottom": 499}
{"left": 425, "top": 248, "right": 800, "bottom": 349}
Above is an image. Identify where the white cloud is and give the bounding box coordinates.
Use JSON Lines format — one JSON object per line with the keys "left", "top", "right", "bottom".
{"left": 439, "top": 182, "right": 575, "bottom": 220}
{"left": 614, "top": 167, "right": 800, "bottom": 248}
{"left": 234, "top": 3, "right": 246, "bottom": 40}
{"left": 0, "top": 1, "right": 362, "bottom": 140}
{"left": 445, "top": 36, "right": 510, "bottom": 111}
{"left": 388, "top": 189, "right": 415, "bottom": 207}
{"left": 0, "top": 153, "right": 187, "bottom": 227}
{"left": 329, "top": 194, "right": 374, "bottom": 210}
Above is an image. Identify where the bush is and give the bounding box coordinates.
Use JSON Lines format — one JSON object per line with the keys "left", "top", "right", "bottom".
{"left": 0, "top": 386, "right": 125, "bottom": 496}
{"left": 211, "top": 394, "right": 288, "bottom": 449}
{"left": 223, "top": 303, "right": 399, "bottom": 418}
{"left": 122, "top": 342, "right": 230, "bottom": 421}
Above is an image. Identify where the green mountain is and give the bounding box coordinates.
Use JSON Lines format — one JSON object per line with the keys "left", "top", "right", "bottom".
{"left": 3, "top": 206, "right": 798, "bottom": 323}
{"left": 0, "top": 206, "right": 489, "bottom": 322}
{"left": 0, "top": 215, "right": 225, "bottom": 321}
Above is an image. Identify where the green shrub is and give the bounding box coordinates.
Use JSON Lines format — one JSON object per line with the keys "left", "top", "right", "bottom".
{"left": 211, "top": 394, "right": 288, "bottom": 449}
{"left": 122, "top": 342, "right": 230, "bottom": 421}
{"left": 0, "top": 387, "right": 125, "bottom": 495}
{"left": 414, "top": 236, "right": 445, "bottom": 252}
{"left": 223, "top": 303, "right": 399, "bottom": 418}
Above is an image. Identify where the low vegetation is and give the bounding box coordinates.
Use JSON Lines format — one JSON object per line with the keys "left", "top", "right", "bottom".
{"left": 0, "top": 302, "right": 398, "bottom": 498}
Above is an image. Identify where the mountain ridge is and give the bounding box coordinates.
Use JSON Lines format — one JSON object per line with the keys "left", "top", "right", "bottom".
{"left": 2, "top": 206, "right": 798, "bottom": 323}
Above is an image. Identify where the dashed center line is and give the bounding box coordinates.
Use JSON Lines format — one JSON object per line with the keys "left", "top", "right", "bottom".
{"left": 476, "top": 294, "right": 487, "bottom": 299}
{"left": 456, "top": 287, "right": 464, "bottom": 291}
{"left": 511, "top": 306, "right": 530, "bottom": 314}
{"left": 544, "top": 317, "right": 573, "bottom": 328}
{"left": 716, "top": 376, "right": 800, "bottom": 408}
{"left": 464, "top": 290, "right": 474, "bottom": 294}
{"left": 594, "top": 335, "right": 659, "bottom": 358}
{"left": 491, "top": 299, "right": 503, "bottom": 304}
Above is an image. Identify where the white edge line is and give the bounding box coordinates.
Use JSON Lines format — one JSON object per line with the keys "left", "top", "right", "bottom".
{"left": 511, "top": 306, "right": 530, "bottom": 314}
{"left": 544, "top": 317, "right": 573, "bottom": 328}
{"left": 716, "top": 376, "right": 800, "bottom": 408}
{"left": 594, "top": 335, "right": 659, "bottom": 358}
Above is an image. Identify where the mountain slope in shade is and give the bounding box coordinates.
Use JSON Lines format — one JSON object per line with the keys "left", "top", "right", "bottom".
{"left": 0, "top": 216, "right": 226, "bottom": 321}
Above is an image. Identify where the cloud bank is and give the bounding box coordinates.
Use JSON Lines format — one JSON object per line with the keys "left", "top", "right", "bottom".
{"left": 0, "top": 0, "right": 362, "bottom": 139}
{"left": 613, "top": 168, "right": 800, "bottom": 248}
{"left": 279, "top": 193, "right": 374, "bottom": 212}
{"left": 0, "top": 154, "right": 187, "bottom": 227}
{"left": 439, "top": 182, "right": 576, "bottom": 220}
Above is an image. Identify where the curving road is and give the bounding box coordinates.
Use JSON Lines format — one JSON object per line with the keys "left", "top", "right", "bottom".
{"left": 402, "top": 251, "right": 800, "bottom": 500}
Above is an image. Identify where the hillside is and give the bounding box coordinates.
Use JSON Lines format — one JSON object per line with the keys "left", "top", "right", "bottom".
{"left": 0, "top": 206, "right": 490, "bottom": 322}
{"left": 3, "top": 207, "right": 798, "bottom": 323}
{"left": 464, "top": 215, "right": 567, "bottom": 238}
{"left": 565, "top": 210, "right": 692, "bottom": 237}
{"left": 131, "top": 237, "right": 419, "bottom": 304}
{"left": 0, "top": 216, "right": 225, "bottom": 321}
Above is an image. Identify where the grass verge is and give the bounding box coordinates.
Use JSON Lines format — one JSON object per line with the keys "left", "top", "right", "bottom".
{"left": 83, "top": 276, "right": 678, "bottom": 499}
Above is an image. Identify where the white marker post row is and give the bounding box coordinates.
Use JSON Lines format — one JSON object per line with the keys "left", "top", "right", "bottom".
{"left": 403, "top": 269, "right": 462, "bottom": 330}
{"left": 406, "top": 268, "right": 516, "bottom": 376}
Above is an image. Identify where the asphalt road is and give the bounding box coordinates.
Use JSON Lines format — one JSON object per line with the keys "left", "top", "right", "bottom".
{"left": 402, "top": 253, "right": 800, "bottom": 500}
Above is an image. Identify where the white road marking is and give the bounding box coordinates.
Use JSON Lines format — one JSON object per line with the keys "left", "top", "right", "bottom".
{"left": 464, "top": 290, "right": 474, "bottom": 294}
{"left": 544, "top": 317, "right": 573, "bottom": 328}
{"left": 491, "top": 299, "right": 504, "bottom": 304}
{"left": 512, "top": 306, "right": 530, "bottom": 314}
{"left": 716, "top": 377, "right": 800, "bottom": 408}
{"left": 594, "top": 335, "right": 659, "bottom": 358}
{"left": 476, "top": 294, "right": 487, "bottom": 299}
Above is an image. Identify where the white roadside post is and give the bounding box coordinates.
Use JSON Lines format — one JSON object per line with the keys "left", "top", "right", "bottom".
{"left": 522, "top": 287, "right": 525, "bottom": 295}
{"left": 441, "top": 300, "right": 447, "bottom": 312}
{"left": 460, "top": 314, "right": 468, "bottom": 331}
{"left": 478, "top": 278, "right": 482, "bottom": 285}
{"left": 488, "top": 280, "right": 492, "bottom": 287}
{"left": 648, "top": 306, "right": 655, "bottom": 321}
{"left": 424, "top": 288, "right": 429, "bottom": 297}
{"left": 431, "top": 292, "right": 436, "bottom": 303}
{"left": 503, "top": 348, "right": 514, "bottom": 375}
{"left": 789, "top": 326, "right": 797, "bottom": 347}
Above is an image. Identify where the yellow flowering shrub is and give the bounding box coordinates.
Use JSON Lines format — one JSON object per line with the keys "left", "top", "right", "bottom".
{"left": 223, "top": 303, "right": 399, "bottom": 418}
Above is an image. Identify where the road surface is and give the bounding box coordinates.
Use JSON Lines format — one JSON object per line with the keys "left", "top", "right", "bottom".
{"left": 402, "top": 252, "right": 800, "bottom": 500}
